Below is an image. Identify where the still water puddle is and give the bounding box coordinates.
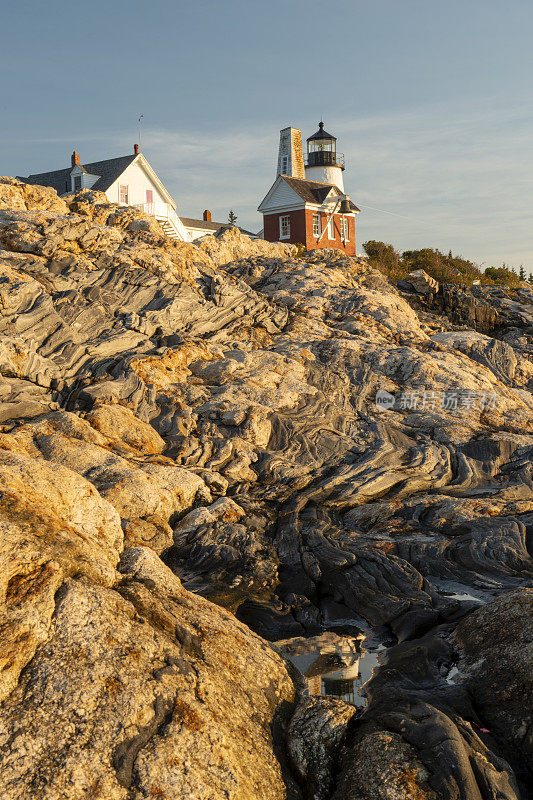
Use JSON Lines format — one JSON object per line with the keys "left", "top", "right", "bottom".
{"left": 446, "top": 665, "right": 460, "bottom": 684}
{"left": 276, "top": 632, "right": 385, "bottom": 708}
{"left": 432, "top": 579, "right": 487, "bottom": 604}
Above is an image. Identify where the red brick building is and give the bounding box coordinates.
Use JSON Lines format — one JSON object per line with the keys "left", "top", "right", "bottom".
{"left": 258, "top": 123, "right": 359, "bottom": 255}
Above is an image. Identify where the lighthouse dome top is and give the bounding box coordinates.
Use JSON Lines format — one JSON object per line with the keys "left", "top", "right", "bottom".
{"left": 305, "top": 121, "right": 343, "bottom": 174}
{"left": 307, "top": 121, "right": 336, "bottom": 142}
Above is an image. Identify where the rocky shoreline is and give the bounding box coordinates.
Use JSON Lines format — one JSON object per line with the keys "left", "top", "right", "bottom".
{"left": 0, "top": 177, "right": 531, "bottom": 799}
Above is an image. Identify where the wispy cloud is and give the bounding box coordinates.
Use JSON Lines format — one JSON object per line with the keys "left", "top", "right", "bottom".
{"left": 139, "top": 97, "right": 533, "bottom": 267}
{"left": 4, "top": 94, "right": 532, "bottom": 268}
{"left": 332, "top": 97, "right": 533, "bottom": 267}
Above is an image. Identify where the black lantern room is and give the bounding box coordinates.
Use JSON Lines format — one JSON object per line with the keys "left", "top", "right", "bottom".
{"left": 306, "top": 122, "right": 345, "bottom": 170}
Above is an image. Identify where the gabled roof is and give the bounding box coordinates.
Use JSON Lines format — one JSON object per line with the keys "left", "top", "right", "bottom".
{"left": 281, "top": 176, "right": 335, "bottom": 204}
{"left": 24, "top": 154, "right": 138, "bottom": 195}
{"left": 280, "top": 176, "right": 359, "bottom": 211}
{"left": 180, "top": 217, "right": 225, "bottom": 231}
{"left": 180, "top": 218, "right": 258, "bottom": 237}
{"left": 304, "top": 652, "right": 347, "bottom": 678}
{"left": 258, "top": 174, "right": 360, "bottom": 214}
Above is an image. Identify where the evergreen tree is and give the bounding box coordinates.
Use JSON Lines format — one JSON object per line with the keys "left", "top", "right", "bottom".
{"left": 529, "top": 273, "right": 533, "bottom": 283}
{"left": 519, "top": 264, "right": 526, "bottom": 280}
{"left": 228, "top": 210, "right": 238, "bottom": 225}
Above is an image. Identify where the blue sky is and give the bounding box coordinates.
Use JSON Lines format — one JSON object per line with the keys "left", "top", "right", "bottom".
{"left": 2, "top": 0, "right": 532, "bottom": 269}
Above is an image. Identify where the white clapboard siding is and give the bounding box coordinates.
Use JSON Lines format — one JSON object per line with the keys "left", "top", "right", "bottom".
{"left": 258, "top": 176, "right": 304, "bottom": 213}
{"left": 105, "top": 160, "right": 168, "bottom": 207}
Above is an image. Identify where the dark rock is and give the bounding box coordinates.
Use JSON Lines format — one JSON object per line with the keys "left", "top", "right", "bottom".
{"left": 0, "top": 182, "right": 532, "bottom": 799}
{"left": 237, "top": 599, "right": 305, "bottom": 641}
{"left": 288, "top": 696, "right": 357, "bottom": 800}
{"left": 453, "top": 589, "right": 533, "bottom": 785}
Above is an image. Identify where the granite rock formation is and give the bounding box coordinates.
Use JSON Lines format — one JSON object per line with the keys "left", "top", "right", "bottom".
{"left": 0, "top": 177, "right": 531, "bottom": 799}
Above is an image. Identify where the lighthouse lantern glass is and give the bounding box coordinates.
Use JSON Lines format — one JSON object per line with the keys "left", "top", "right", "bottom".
{"left": 309, "top": 138, "right": 335, "bottom": 154}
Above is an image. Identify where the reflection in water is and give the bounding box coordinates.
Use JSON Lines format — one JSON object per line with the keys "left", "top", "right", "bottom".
{"left": 432, "top": 579, "right": 487, "bottom": 604}
{"left": 276, "top": 633, "right": 384, "bottom": 708}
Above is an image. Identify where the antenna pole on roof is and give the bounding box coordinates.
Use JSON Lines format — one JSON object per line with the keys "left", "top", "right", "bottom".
{"left": 138, "top": 115, "right": 144, "bottom": 151}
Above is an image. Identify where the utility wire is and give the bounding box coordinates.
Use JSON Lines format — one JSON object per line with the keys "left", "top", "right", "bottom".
{"left": 356, "top": 203, "right": 420, "bottom": 221}
{"left": 357, "top": 202, "right": 447, "bottom": 233}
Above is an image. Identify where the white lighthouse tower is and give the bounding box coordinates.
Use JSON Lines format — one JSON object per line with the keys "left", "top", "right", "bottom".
{"left": 304, "top": 121, "right": 345, "bottom": 192}
{"left": 258, "top": 120, "right": 359, "bottom": 254}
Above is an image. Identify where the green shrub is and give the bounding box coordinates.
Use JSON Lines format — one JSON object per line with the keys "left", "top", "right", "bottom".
{"left": 483, "top": 266, "right": 520, "bottom": 286}
{"left": 402, "top": 248, "right": 482, "bottom": 284}
{"left": 362, "top": 241, "right": 406, "bottom": 281}
{"left": 363, "top": 241, "right": 523, "bottom": 288}
{"left": 363, "top": 242, "right": 483, "bottom": 285}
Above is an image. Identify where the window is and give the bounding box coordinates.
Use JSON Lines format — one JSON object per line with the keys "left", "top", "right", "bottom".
{"left": 309, "top": 140, "right": 334, "bottom": 153}
{"left": 327, "top": 216, "right": 334, "bottom": 239}
{"left": 323, "top": 678, "right": 355, "bottom": 696}
{"left": 341, "top": 217, "right": 349, "bottom": 241}
{"left": 73, "top": 175, "right": 82, "bottom": 191}
{"left": 312, "top": 213, "right": 320, "bottom": 237}
{"left": 322, "top": 678, "right": 355, "bottom": 702}
{"left": 279, "top": 215, "right": 290, "bottom": 239}
{"left": 281, "top": 156, "right": 288, "bottom": 174}
{"left": 119, "top": 185, "right": 129, "bottom": 204}
{"left": 146, "top": 189, "right": 153, "bottom": 204}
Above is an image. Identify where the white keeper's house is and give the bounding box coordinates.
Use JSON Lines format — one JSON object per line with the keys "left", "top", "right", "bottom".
{"left": 21, "top": 146, "right": 253, "bottom": 243}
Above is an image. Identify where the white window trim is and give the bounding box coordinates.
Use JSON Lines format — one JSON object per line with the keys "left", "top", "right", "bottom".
{"left": 119, "top": 184, "right": 129, "bottom": 204}
{"left": 327, "top": 216, "right": 334, "bottom": 239}
{"left": 279, "top": 214, "right": 291, "bottom": 239}
{"left": 342, "top": 217, "right": 350, "bottom": 241}
{"left": 312, "top": 213, "right": 320, "bottom": 237}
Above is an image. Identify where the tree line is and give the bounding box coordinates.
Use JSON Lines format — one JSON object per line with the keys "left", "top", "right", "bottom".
{"left": 362, "top": 241, "right": 532, "bottom": 287}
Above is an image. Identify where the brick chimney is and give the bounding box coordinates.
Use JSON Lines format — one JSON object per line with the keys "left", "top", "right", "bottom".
{"left": 134, "top": 143, "right": 139, "bottom": 155}
{"left": 203, "top": 210, "right": 212, "bottom": 221}
{"left": 71, "top": 151, "right": 80, "bottom": 167}
{"left": 276, "top": 128, "right": 305, "bottom": 179}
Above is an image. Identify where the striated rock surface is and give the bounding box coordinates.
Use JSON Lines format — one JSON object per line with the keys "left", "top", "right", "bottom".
{"left": 196, "top": 224, "right": 296, "bottom": 266}
{"left": 337, "top": 589, "right": 532, "bottom": 800}
{"left": 0, "top": 180, "right": 531, "bottom": 799}
{"left": 333, "top": 728, "right": 442, "bottom": 800}
{"left": 0, "top": 549, "right": 297, "bottom": 800}
{"left": 453, "top": 589, "right": 533, "bottom": 780}
{"left": 288, "top": 696, "right": 358, "bottom": 800}
{"left": 406, "top": 268, "right": 439, "bottom": 296}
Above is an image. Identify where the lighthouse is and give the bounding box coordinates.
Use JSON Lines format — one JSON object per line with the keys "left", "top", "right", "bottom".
{"left": 304, "top": 121, "right": 345, "bottom": 192}
{"left": 258, "top": 122, "right": 359, "bottom": 254}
